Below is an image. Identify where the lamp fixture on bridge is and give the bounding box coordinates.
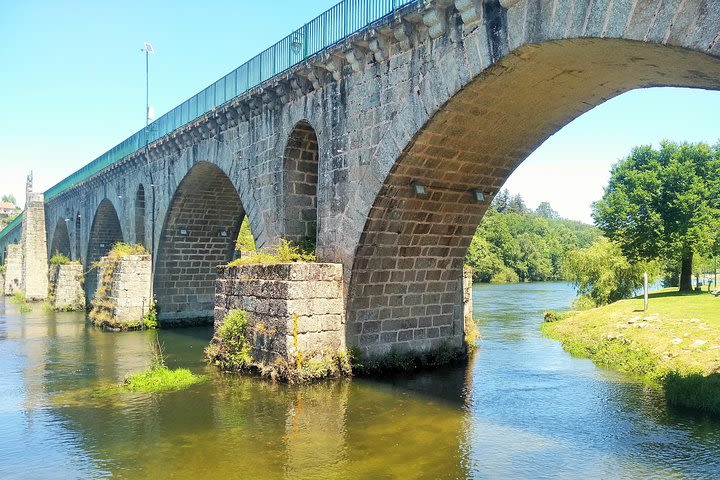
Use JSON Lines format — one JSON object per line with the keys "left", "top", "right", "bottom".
{"left": 218, "top": 228, "right": 228, "bottom": 237}
{"left": 410, "top": 180, "right": 427, "bottom": 197}
{"left": 290, "top": 33, "right": 303, "bottom": 55}
{"left": 471, "top": 189, "right": 486, "bottom": 203}
{"left": 178, "top": 227, "right": 188, "bottom": 236}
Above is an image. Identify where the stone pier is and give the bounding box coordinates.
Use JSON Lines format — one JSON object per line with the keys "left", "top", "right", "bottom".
{"left": 21, "top": 181, "right": 48, "bottom": 300}
{"left": 49, "top": 264, "right": 85, "bottom": 311}
{"left": 4, "top": 244, "right": 22, "bottom": 296}
{"left": 90, "top": 254, "right": 152, "bottom": 330}
{"left": 212, "top": 263, "right": 346, "bottom": 380}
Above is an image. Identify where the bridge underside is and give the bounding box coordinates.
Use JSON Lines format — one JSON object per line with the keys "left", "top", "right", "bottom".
{"left": 154, "top": 162, "right": 244, "bottom": 325}
{"left": 347, "top": 39, "right": 720, "bottom": 356}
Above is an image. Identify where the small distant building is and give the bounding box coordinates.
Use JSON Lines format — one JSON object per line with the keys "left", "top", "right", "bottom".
{"left": 0, "top": 202, "right": 16, "bottom": 218}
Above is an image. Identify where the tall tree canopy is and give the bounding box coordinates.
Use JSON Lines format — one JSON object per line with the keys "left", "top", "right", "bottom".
{"left": 592, "top": 141, "right": 720, "bottom": 292}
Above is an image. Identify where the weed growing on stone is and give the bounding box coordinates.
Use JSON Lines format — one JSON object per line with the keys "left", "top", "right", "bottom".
{"left": 206, "top": 309, "right": 253, "bottom": 370}
{"left": 18, "top": 303, "right": 33, "bottom": 314}
{"left": 227, "top": 238, "right": 315, "bottom": 266}
{"left": 49, "top": 252, "right": 75, "bottom": 266}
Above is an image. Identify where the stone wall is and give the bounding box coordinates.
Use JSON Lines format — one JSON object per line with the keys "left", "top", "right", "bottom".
{"left": 90, "top": 254, "right": 152, "bottom": 330}
{"left": 49, "top": 264, "right": 85, "bottom": 311}
{"left": 4, "top": 244, "right": 22, "bottom": 296}
{"left": 21, "top": 192, "right": 48, "bottom": 300}
{"left": 214, "top": 263, "right": 344, "bottom": 367}
{"left": 0, "top": 272, "right": 4, "bottom": 295}
{"left": 463, "top": 266, "right": 473, "bottom": 331}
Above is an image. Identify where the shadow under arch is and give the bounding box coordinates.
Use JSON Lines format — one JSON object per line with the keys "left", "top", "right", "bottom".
{"left": 283, "top": 120, "right": 319, "bottom": 246}
{"left": 154, "top": 161, "right": 246, "bottom": 326}
{"left": 49, "top": 218, "right": 71, "bottom": 259}
{"left": 86, "top": 199, "right": 124, "bottom": 302}
{"left": 135, "top": 184, "right": 146, "bottom": 248}
{"left": 347, "top": 38, "right": 720, "bottom": 356}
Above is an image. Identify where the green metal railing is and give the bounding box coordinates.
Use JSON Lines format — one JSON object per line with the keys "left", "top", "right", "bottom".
{"left": 0, "top": 0, "right": 419, "bottom": 243}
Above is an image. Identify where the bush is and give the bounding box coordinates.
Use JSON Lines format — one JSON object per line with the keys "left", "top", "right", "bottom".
{"left": 491, "top": 266, "right": 520, "bottom": 283}
{"left": 49, "top": 252, "right": 72, "bottom": 266}
{"left": 209, "top": 310, "right": 253, "bottom": 370}
{"left": 571, "top": 295, "right": 596, "bottom": 311}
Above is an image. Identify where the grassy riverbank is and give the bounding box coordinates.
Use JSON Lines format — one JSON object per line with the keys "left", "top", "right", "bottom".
{"left": 542, "top": 289, "right": 720, "bottom": 415}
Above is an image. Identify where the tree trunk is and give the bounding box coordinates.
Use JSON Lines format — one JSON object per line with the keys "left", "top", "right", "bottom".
{"left": 679, "top": 247, "right": 693, "bottom": 292}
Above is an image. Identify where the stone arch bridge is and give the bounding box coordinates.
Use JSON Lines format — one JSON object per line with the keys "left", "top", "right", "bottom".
{"left": 1, "top": 0, "right": 719, "bottom": 357}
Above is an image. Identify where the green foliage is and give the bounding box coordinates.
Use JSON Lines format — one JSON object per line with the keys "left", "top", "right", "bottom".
{"left": 209, "top": 310, "right": 253, "bottom": 369}
{"left": 466, "top": 198, "right": 601, "bottom": 283}
{"left": 49, "top": 252, "right": 72, "bottom": 265}
{"left": 123, "top": 366, "right": 206, "bottom": 392}
{"left": 9, "top": 291, "right": 26, "bottom": 304}
{"left": 571, "top": 295, "right": 596, "bottom": 311}
{"left": 228, "top": 238, "right": 315, "bottom": 266}
{"left": 123, "top": 337, "right": 206, "bottom": 393}
{"left": 0, "top": 265, "right": 6, "bottom": 274}
{"left": 143, "top": 296, "right": 158, "bottom": 329}
{"left": 18, "top": 304, "right": 32, "bottom": 314}
{"left": 593, "top": 141, "right": 720, "bottom": 291}
{"left": 564, "top": 237, "right": 659, "bottom": 306}
{"left": 235, "top": 217, "right": 256, "bottom": 252}
{"left": 1, "top": 194, "right": 16, "bottom": 204}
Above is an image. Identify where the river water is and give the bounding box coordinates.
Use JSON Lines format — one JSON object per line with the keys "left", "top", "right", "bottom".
{"left": 1, "top": 282, "right": 718, "bottom": 479}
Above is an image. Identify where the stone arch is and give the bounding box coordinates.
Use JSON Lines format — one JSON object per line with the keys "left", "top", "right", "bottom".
{"left": 135, "top": 184, "right": 146, "bottom": 247}
{"left": 86, "top": 199, "right": 124, "bottom": 301}
{"left": 347, "top": 37, "right": 720, "bottom": 356}
{"left": 49, "top": 218, "right": 71, "bottom": 259}
{"left": 283, "top": 120, "right": 319, "bottom": 246}
{"left": 154, "top": 161, "right": 246, "bottom": 325}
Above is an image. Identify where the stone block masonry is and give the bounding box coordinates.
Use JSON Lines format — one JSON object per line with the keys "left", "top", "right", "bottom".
{"left": 0, "top": 272, "right": 4, "bottom": 295}
{"left": 49, "top": 264, "right": 85, "bottom": 311}
{"left": 21, "top": 192, "right": 48, "bottom": 300}
{"left": 90, "top": 254, "right": 152, "bottom": 330}
{"left": 4, "top": 244, "right": 22, "bottom": 296}
{"left": 463, "top": 266, "right": 473, "bottom": 331}
{"left": 214, "top": 263, "right": 345, "bottom": 375}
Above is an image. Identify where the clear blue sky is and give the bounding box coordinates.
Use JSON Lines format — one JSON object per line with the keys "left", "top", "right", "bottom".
{"left": 1, "top": 1, "right": 719, "bottom": 224}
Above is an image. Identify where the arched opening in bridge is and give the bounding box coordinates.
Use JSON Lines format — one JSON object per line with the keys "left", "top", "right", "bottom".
{"left": 283, "top": 121, "right": 319, "bottom": 249}
{"left": 154, "top": 162, "right": 246, "bottom": 325}
{"left": 347, "top": 39, "right": 720, "bottom": 356}
{"left": 135, "top": 184, "right": 146, "bottom": 248}
{"left": 74, "top": 212, "right": 81, "bottom": 262}
{"left": 86, "top": 199, "right": 124, "bottom": 302}
{"left": 49, "top": 218, "right": 72, "bottom": 259}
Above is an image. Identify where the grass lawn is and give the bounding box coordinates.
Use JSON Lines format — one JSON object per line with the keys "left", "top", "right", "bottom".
{"left": 542, "top": 289, "right": 720, "bottom": 415}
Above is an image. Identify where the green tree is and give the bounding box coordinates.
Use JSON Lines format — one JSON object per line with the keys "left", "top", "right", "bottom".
{"left": 1, "top": 194, "right": 16, "bottom": 205}
{"left": 492, "top": 188, "right": 510, "bottom": 213}
{"left": 535, "top": 201, "right": 559, "bottom": 219}
{"left": 564, "top": 237, "right": 659, "bottom": 306}
{"left": 593, "top": 141, "right": 720, "bottom": 292}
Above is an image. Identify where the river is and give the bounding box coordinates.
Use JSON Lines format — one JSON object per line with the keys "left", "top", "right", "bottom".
{"left": 1, "top": 282, "right": 718, "bottom": 479}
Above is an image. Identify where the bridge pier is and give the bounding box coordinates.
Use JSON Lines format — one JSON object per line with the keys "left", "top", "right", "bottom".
{"left": 3, "top": 244, "right": 22, "bottom": 296}
{"left": 20, "top": 178, "right": 48, "bottom": 301}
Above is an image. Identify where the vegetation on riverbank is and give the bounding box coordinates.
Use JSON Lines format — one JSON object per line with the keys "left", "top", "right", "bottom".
{"left": 465, "top": 191, "right": 601, "bottom": 283}
{"left": 9, "top": 291, "right": 32, "bottom": 313}
{"left": 542, "top": 289, "right": 720, "bottom": 415}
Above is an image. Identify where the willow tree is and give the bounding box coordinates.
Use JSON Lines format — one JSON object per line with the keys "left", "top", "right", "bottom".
{"left": 592, "top": 141, "right": 720, "bottom": 292}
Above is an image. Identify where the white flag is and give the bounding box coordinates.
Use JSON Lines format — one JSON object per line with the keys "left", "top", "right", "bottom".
{"left": 144, "top": 42, "right": 154, "bottom": 54}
